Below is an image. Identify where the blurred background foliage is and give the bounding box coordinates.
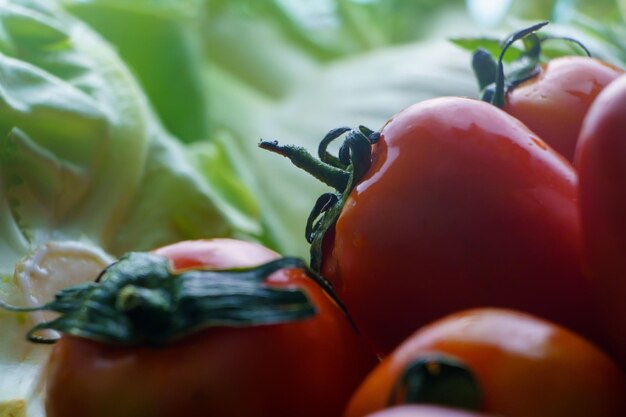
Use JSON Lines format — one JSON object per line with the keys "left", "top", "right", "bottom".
{"left": 57, "top": 0, "right": 626, "bottom": 257}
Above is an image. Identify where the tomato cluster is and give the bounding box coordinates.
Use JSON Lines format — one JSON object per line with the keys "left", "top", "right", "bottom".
{"left": 6, "top": 23, "right": 626, "bottom": 417}
{"left": 257, "top": 23, "right": 626, "bottom": 417}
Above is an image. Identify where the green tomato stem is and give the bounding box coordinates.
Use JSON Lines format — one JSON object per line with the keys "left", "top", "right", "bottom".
{"left": 388, "top": 355, "right": 483, "bottom": 411}
{"left": 258, "top": 140, "right": 350, "bottom": 192}
{"left": 0, "top": 254, "right": 323, "bottom": 347}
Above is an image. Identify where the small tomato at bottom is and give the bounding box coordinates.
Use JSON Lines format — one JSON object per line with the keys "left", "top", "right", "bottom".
{"left": 43, "top": 239, "right": 378, "bottom": 417}
{"left": 344, "top": 308, "right": 626, "bottom": 417}
{"left": 366, "top": 405, "right": 494, "bottom": 417}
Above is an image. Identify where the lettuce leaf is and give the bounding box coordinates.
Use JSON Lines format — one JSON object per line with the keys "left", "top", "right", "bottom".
{"left": 60, "top": 0, "right": 210, "bottom": 143}
{"left": 0, "top": 0, "right": 264, "bottom": 266}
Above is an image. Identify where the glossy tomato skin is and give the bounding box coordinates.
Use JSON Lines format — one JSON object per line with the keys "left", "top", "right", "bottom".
{"left": 365, "top": 405, "right": 494, "bottom": 417}
{"left": 322, "top": 97, "right": 595, "bottom": 355}
{"left": 504, "top": 56, "right": 623, "bottom": 162}
{"left": 344, "top": 309, "right": 626, "bottom": 417}
{"left": 45, "top": 239, "right": 378, "bottom": 417}
{"left": 575, "top": 74, "right": 626, "bottom": 367}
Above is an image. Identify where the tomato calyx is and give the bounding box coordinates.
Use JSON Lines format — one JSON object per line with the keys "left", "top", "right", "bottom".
{"left": 260, "top": 126, "right": 379, "bottom": 271}
{"left": 0, "top": 252, "right": 328, "bottom": 346}
{"left": 475, "top": 21, "right": 548, "bottom": 107}
{"left": 388, "top": 355, "right": 482, "bottom": 412}
{"left": 470, "top": 21, "right": 590, "bottom": 107}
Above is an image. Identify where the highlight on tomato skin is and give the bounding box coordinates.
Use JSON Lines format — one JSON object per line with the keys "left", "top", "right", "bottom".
{"left": 152, "top": 238, "right": 280, "bottom": 270}
{"left": 343, "top": 308, "right": 626, "bottom": 417}
{"left": 364, "top": 405, "right": 495, "bottom": 417}
{"left": 43, "top": 239, "right": 379, "bottom": 417}
{"left": 575, "top": 73, "right": 626, "bottom": 369}
{"left": 319, "top": 97, "right": 598, "bottom": 355}
{"left": 504, "top": 56, "right": 624, "bottom": 162}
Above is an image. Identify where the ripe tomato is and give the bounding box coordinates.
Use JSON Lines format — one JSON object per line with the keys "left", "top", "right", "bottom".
{"left": 44, "top": 239, "right": 377, "bottom": 417}
{"left": 575, "top": 74, "right": 626, "bottom": 367}
{"left": 504, "top": 56, "right": 623, "bottom": 162}
{"left": 344, "top": 308, "right": 626, "bottom": 417}
{"left": 318, "top": 97, "right": 595, "bottom": 354}
{"left": 364, "top": 405, "right": 494, "bottom": 417}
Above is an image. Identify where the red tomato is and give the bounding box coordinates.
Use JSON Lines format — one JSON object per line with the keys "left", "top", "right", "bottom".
{"left": 321, "top": 97, "right": 596, "bottom": 354}
{"left": 575, "top": 74, "right": 626, "bottom": 367}
{"left": 365, "top": 405, "right": 494, "bottom": 417}
{"left": 44, "top": 239, "right": 377, "bottom": 417}
{"left": 504, "top": 56, "right": 623, "bottom": 162}
{"left": 344, "top": 308, "right": 626, "bottom": 417}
